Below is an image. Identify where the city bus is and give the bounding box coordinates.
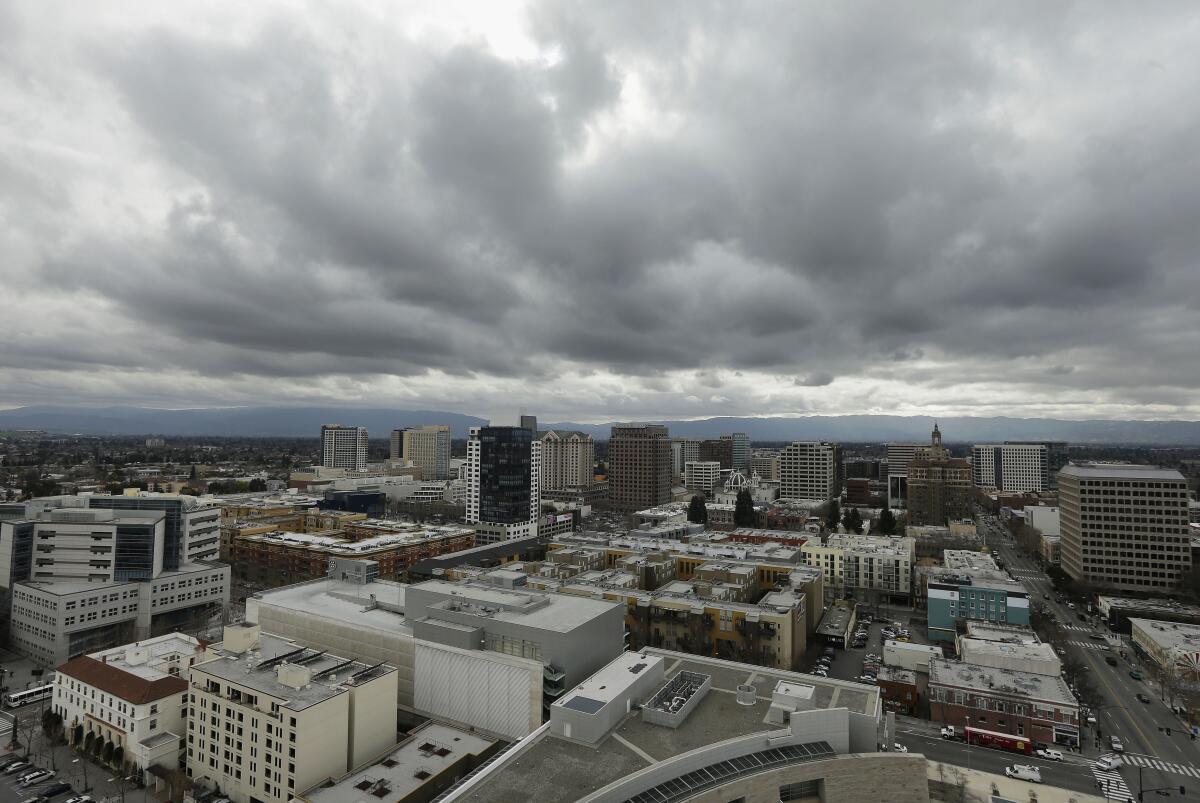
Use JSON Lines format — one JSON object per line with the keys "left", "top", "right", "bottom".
{"left": 965, "top": 726, "right": 1033, "bottom": 756}
{"left": 3, "top": 684, "right": 53, "bottom": 708}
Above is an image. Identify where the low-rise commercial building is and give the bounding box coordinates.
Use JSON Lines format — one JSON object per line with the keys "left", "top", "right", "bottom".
{"left": 186, "top": 624, "right": 398, "bottom": 803}
{"left": 1097, "top": 596, "right": 1200, "bottom": 633}
{"left": 882, "top": 641, "right": 942, "bottom": 674}
{"left": 1130, "top": 618, "right": 1200, "bottom": 677}
{"left": 448, "top": 648, "right": 927, "bottom": 803}
{"left": 53, "top": 633, "right": 204, "bottom": 780}
{"left": 877, "top": 665, "right": 918, "bottom": 715}
{"left": 801, "top": 535, "right": 914, "bottom": 605}
{"left": 928, "top": 658, "right": 1079, "bottom": 748}
{"left": 926, "top": 573, "right": 1029, "bottom": 643}
{"left": 956, "top": 637, "right": 1061, "bottom": 676}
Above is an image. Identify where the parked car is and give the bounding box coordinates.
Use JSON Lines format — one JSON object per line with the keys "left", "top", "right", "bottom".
{"left": 20, "top": 770, "right": 56, "bottom": 788}
{"left": 857, "top": 675, "right": 877, "bottom": 684}
{"left": 4, "top": 761, "right": 32, "bottom": 775}
{"left": 39, "top": 782, "right": 72, "bottom": 798}
{"left": 1095, "top": 755, "right": 1123, "bottom": 771}
{"left": 1035, "top": 749, "right": 1063, "bottom": 761}
{"left": 1067, "top": 602, "right": 1076, "bottom": 609}
{"left": 1005, "top": 765, "right": 1042, "bottom": 783}
{"left": 892, "top": 743, "right": 908, "bottom": 753}
{"left": 1129, "top": 670, "right": 1143, "bottom": 681}
{"left": 1110, "top": 736, "right": 1124, "bottom": 752}
{"left": 1089, "top": 633, "right": 1106, "bottom": 640}
{"left": 1136, "top": 693, "right": 1151, "bottom": 704}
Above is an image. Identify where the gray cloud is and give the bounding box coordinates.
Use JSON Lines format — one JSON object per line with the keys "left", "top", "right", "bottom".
{"left": 2, "top": 1, "right": 1200, "bottom": 421}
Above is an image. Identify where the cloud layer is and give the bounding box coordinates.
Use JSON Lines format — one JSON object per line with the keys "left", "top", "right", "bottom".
{"left": 3, "top": 1, "right": 1200, "bottom": 423}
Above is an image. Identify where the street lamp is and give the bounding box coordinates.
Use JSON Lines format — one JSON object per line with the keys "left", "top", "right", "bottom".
{"left": 73, "top": 756, "right": 91, "bottom": 792}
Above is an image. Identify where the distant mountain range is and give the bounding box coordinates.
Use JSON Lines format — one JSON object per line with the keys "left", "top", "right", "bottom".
{"left": 2, "top": 405, "right": 1200, "bottom": 444}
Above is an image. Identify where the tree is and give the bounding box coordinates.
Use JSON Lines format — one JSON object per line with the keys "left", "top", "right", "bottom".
{"left": 687, "top": 495, "right": 708, "bottom": 525}
{"left": 842, "top": 506, "right": 863, "bottom": 534}
{"left": 247, "top": 478, "right": 267, "bottom": 492}
{"left": 825, "top": 499, "right": 841, "bottom": 531}
{"left": 189, "top": 464, "right": 198, "bottom": 480}
{"left": 877, "top": 507, "right": 897, "bottom": 535}
{"left": 733, "top": 489, "right": 756, "bottom": 527}
{"left": 102, "top": 739, "right": 114, "bottom": 764}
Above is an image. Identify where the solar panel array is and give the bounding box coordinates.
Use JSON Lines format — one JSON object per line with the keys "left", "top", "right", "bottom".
{"left": 623, "top": 741, "right": 835, "bottom": 803}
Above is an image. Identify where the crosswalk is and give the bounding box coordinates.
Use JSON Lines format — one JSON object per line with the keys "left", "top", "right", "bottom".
{"left": 1091, "top": 763, "right": 1133, "bottom": 800}
{"left": 1123, "top": 754, "right": 1200, "bottom": 778}
{"left": 1069, "top": 640, "right": 1115, "bottom": 650}
{"left": 0, "top": 718, "right": 11, "bottom": 742}
{"left": 1062, "top": 624, "right": 1092, "bottom": 631}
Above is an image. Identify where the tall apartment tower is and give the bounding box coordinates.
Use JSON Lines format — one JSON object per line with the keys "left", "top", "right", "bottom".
{"left": 608, "top": 424, "right": 672, "bottom": 511}
{"left": 467, "top": 426, "right": 541, "bottom": 543}
{"left": 722, "top": 433, "right": 751, "bottom": 473}
{"left": 1058, "top": 463, "right": 1191, "bottom": 592}
{"left": 906, "top": 424, "right": 972, "bottom": 525}
{"left": 884, "top": 442, "right": 922, "bottom": 508}
{"left": 538, "top": 430, "right": 595, "bottom": 491}
{"left": 671, "top": 438, "right": 702, "bottom": 478}
{"left": 684, "top": 461, "right": 723, "bottom": 497}
{"left": 1008, "top": 441, "right": 1069, "bottom": 489}
{"left": 395, "top": 424, "right": 452, "bottom": 479}
{"left": 778, "top": 442, "right": 841, "bottom": 501}
{"left": 321, "top": 425, "right": 368, "bottom": 471}
{"left": 972, "top": 443, "right": 1048, "bottom": 492}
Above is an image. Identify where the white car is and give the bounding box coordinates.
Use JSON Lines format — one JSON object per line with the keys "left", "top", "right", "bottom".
{"left": 1035, "top": 749, "right": 1063, "bottom": 761}
{"left": 1005, "top": 765, "right": 1042, "bottom": 783}
{"left": 1095, "top": 755, "right": 1123, "bottom": 771}
{"left": 892, "top": 743, "right": 908, "bottom": 753}
{"left": 65, "top": 796, "right": 95, "bottom": 803}
{"left": 19, "top": 770, "right": 54, "bottom": 788}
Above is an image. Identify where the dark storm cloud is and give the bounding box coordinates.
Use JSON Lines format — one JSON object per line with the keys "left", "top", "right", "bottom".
{"left": 3, "top": 0, "right": 1200, "bottom": 417}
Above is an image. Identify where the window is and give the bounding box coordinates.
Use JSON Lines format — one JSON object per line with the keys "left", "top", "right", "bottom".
{"left": 780, "top": 781, "right": 821, "bottom": 801}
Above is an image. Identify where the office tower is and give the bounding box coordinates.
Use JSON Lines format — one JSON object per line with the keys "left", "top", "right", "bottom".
{"left": 750, "top": 451, "right": 779, "bottom": 481}
{"left": 1008, "top": 440, "right": 1070, "bottom": 489}
{"left": 671, "top": 438, "right": 701, "bottom": 477}
{"left": 906, "top": 424, "right": 972, "bottom": 526}
{"left": 320, "top": 424, "right": 368, "bottom": 471}
{"left": 722, "top": 432, "right": 751, "bottom": 473}
{"left": 520, "top": 414, "right": 538, "bottom": 431}
{"left": 885, "top": 442, "right": 922, "bottom": 508}
{"left": 608, "top": 424, "right": 672, "bottom": 511}
{"left": 684, "top": 461, "right": 723, "bottom": 497}
{"left": 698, "top": 438, "right": 733, "bottom": 470}
{"left": 538, "top": 429, "right": 595, "bottom": 491}
{"left": 972, "top": 443, "right": 1048, "bottom": 492}
{"left": 467, "top": 426, "right": 541, "bottom": 543}
{"left": 389, "top": 428, "right": 405, "bottom": 461}
{"left": 84, "top": 492, "right": 221, "bottom": 567}
{"left": 1058, "top": 463, "right": 1191, "bottom": 592}
{"left": 778, "top": 442, "right": 841, "bottom": 501}
{"left": 398, "top": 424, "right": 452, "bottom": 479}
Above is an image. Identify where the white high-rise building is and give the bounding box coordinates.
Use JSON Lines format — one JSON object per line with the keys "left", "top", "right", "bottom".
{"left": 779, "top": 442, "right": 841, "bottom": 501}
{"left": 684, "top": 461, "right": 723, "bottom": 497}
{"left": 972, "top": 443, "right": 1048, "bottom": 492}
{"left": 671, "top": 438, "right": 702, "bottom": 478}
{"left": 467, "top": 426, "right": 542, "bottom": 543}
{"left": 320, "top": 425, "right": 368, "bottom": 471}
{"left": 538, "top": 430, "right": 595, "bottom": 491}
{"left": 885, "top": 442, "right": 922, "bottom": 508}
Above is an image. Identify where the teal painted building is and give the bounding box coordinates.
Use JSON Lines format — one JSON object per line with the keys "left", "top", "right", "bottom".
{"left": 927, "top": 577, "right": 1030, "bottom": 642}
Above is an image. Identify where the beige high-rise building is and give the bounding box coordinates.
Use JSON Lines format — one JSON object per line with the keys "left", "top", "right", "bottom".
{"left": 391, "top": 425, "right": 451, "bottom": 479}
{"left": 778, "top": 441, "right": 841, "bottom": 501}
{"left": 1059, "top": 463, "right": 1191, "bottom": 592}
{"left": 538, "top": 430, "right": 595, "bottom": 491}
{"left": 607, "top": 424, "right": 672, "bottom": 512}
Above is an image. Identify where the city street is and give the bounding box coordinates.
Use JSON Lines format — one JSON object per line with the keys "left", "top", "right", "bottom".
{"left": 981, "top": 514, "right": 1200, "bottom": 801}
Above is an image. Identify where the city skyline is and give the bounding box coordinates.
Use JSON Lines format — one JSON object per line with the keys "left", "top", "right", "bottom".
{"left": 4, "top": 3, "right": 1200, "bottom": 423}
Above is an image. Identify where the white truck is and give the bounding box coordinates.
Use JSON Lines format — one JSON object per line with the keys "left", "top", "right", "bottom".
{"left": 1095, "top": 754, "right": 1123, "bottom": 771}
{"left": 1004, "top": 765, "right": 1042, "bottom": 783}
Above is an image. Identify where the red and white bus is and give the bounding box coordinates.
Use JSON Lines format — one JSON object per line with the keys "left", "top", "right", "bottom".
{"left": 965, "top": 726, "right": 1033, "bottom": 756}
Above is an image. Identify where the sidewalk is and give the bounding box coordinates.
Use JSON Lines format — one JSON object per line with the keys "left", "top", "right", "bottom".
{"left": 928, "top": 760, "right": 1111, "bottom": 803}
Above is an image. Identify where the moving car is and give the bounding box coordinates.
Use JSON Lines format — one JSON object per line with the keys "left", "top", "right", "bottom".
{"left": 1110, "top": 736, "right": 1124, "bottom": 752}
{"left": 1136, "top": 693, "right": 1151, "bottom": 704}
{"left": 1035, "top": 748, "right": 1063, "bottom": 761}
{"left": 892, "top": 743, "right": 908, "bottom": 753}
{"left": 1105, "top": 656, "right": 1118, "bottom": 666}
{"left": 1095, "top": 755, "right": 1123, "bottom": 771}
{"left": 1004, "top": 765, "right": 1042, "bottom": 783}
{"left": 64, "top": 796, "right": 95, "bottom": 803}
{"left": 940, "top": 725, "right": 956, "bottom": 739}
{"left": 1089, "top": 633, "right": 1106, "bottom": 640}
{"left": 1129, "top": 670, "right": 1143, "bottom": 680}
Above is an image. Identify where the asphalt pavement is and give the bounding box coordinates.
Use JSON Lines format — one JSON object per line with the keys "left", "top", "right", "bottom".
{"left": 981, "top": 513, "right": 1200, "bottom": 801}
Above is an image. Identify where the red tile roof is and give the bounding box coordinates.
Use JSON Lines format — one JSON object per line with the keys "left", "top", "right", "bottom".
{"left": 56, "top": 655, "right": 188, "bottom": 704}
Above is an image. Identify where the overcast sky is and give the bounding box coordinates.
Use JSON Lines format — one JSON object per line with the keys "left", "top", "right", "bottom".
{"left": 3, "top": 2, "right": 1199, "bottom": 424}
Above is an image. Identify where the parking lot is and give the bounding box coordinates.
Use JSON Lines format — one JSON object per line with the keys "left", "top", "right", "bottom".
{"left": 804, "top": 609, "right": 941, "bottom": 686}
{"left": 0, "top": 752, "right": 77, "bottom": 803}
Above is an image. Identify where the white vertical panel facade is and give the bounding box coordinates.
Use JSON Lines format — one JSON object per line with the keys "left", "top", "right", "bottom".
{"left": 413, "top": 642, "right": 543, "bottom": 741}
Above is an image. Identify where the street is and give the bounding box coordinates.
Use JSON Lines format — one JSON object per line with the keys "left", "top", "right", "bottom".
{"left": 981, "top": 513, "right": 1200, "bottom": 801}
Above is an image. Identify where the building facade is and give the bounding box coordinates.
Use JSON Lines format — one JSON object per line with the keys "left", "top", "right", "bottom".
{"left": 927, "top": 575, "right": 1030, "bottom": 642}
{"left": 723, "top": 432, "right": 751, "bottom": 473}
{"left": 698, "top": 439, "right": 733, "bottom": 470}
{"left": 608, "top": 424, "right": 672, "bottom": 512}
{"left": 972, "top": 444, "right": 1048, "bottom": 493}
{"left": 1058, "top": 463, "right": 1192, "bottom": 592}
{"left": 778, "top": 442, "right": 841, "bottom": 501}
{"left": 884, "top": 443, "right": 922, "bottom": 509}
{"left": 320, "top": 425, "right": 369, "bottom": 472}
{"left": 906, "top": 426, "right": 972, "bottom": 526}
{"left": 466, "top": 426, "right": 541, "bottom": 544}
{"left": 538, "top": 430, "right": 595, "bottom": 491}
{"left": 684, "top": 461, "right": 723, "bottom": 498}
{"left": 392, "top": 424, "right": 452, "bottom": 479}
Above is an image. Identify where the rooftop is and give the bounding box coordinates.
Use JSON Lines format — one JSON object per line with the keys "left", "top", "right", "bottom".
{"left": 928, "top": 658, "right": 1075, "bottom": 706}
{"left": 1059, "top": 463, "right": 1186, "bottom": 481}
{"left": 1097, "top": 596, "right": 1200, "bottom": 618}
{"left": 963, "top": 622, "right": 1040, "bottom": 644}
{"left": 1129, "top": 618, "right": 1200, "bottom": 651}
{"left": 818, "top": 600, "right": 856, "bottom": 638}
{"left": 194, "top": 631, "right": 394, "bottom": 711}
{"left": 56, "top": 655, "right": 188, "bottom": 704}
{"left": 298, "top": 722, "right": 498, "bottom": 803}
{"left": 411, "top": 579, "right": 622, "bottom": 633}
{"left": 943, "top": 550, "right": 1000, "bottom": 572}
{"left": 87, "top": 633, "right": 205, "bottom": 681}
{"left": 957, "top": 638, "right": 1060, "bottom": 666}
{"left": 251, "top": 576, "right": 413, "bottom": 638}
{"left": 459, "top": 649, "right": 877, "bottom": 803}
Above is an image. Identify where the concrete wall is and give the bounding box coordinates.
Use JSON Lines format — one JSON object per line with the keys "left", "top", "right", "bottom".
{"left": 413, "top": 641, "right": 543, "bottom": 740}
{"left": 683, "top": 753, "right": 928, "bottom": 803}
